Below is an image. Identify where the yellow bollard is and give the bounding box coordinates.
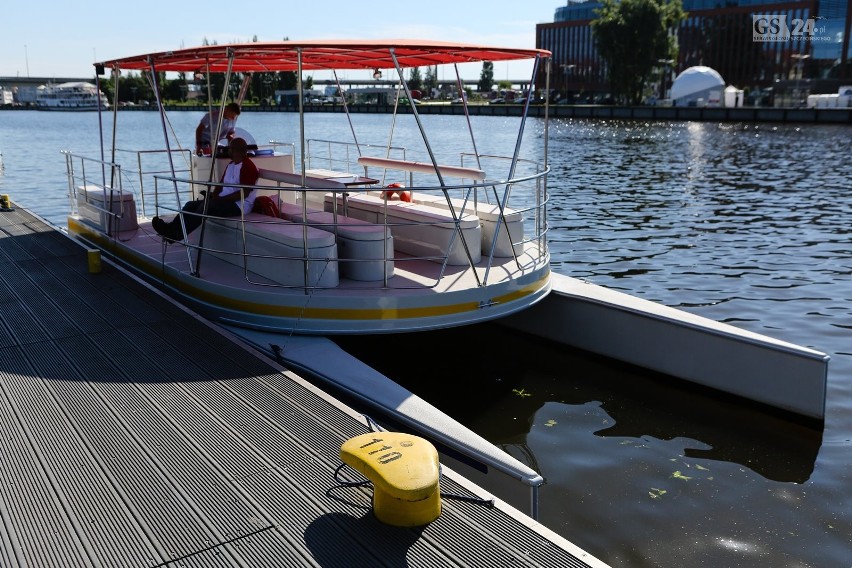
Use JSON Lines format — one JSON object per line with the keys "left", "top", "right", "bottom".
{"left": 340, "top": 432, "right": 441, "bottom": 527}
{"left": 87, "top": 249, "right": 102, "bottom": 274}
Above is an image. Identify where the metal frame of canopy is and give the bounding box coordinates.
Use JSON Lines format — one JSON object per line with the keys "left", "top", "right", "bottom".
{"left": 92, "top": 40, "right": 553, "bottom": 280}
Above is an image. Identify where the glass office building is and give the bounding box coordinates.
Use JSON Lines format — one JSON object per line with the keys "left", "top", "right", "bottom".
{"left": 537, "top": 0, "right": 851, "bottom": 103}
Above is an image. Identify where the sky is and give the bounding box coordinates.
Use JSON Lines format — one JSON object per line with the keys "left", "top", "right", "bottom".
{"left": 1, "top": 1, "right": 559, "bottom": 82}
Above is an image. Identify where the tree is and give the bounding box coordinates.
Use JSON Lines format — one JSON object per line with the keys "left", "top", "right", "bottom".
{"left": 424, "top": 65, "right": 438, "bottom": 96}
{"left": 161, "top": 73, "right": 185, "bottom": 102}
{"left": 407, "top": 67, "right": 423, "bottom": 92}
{"left": 591, "top": 0, "right": 685, "bottom": 104}
{"left": 478, "top": 61, "right": 494, "bottom": 93}
{"left": 280, "top": 71, "right": 298, "bottom": 91}
{"left": 112, "top": 71, "right": 152, "bottom": 103}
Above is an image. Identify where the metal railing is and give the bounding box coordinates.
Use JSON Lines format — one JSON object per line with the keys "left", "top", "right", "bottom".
{"left": 63, "top": 151, "right": 131, "bottom": 236}
{"left": 305, "top": 139, "right": 407, "bottom": 176}
{"left": 65, "top": 144, "right": 549, "bottom": 293}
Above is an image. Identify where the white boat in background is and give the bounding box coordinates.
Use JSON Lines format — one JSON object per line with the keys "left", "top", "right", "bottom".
{"left": 62, "top": 40, "right": 828, "bottom": 507}
{"left": 37, "top": 81, "right": 109, "bottom": 110}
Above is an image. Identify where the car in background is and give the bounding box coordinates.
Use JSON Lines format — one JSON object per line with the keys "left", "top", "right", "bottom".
{"left": 514, "top": 97, "right": 546, "bottom": 105}
{"left": 490, "top": 97, "right": 506, "bottom": 104}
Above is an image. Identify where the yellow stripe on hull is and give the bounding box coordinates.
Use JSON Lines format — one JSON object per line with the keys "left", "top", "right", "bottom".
{"left": 69, "top": 217, "right": 551, "bottom": 331}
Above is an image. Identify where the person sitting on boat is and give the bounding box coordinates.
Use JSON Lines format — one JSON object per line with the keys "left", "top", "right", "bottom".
{"left": 152, "top": 137, "right": 258, "bottom": 242}
{"left": 195, "top": 102, "right": 241, "bottom": 156}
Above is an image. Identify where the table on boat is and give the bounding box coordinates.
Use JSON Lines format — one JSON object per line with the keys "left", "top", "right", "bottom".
{"left": 304, "top": 169, "right": 382, "bottom": 217}
{"left": 306, "top": 168, "right": 379, "bottom": 186}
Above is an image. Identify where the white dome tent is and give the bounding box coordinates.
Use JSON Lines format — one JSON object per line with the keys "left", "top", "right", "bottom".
{"left": 671, "top": 66, "right": 725, "bottom": 107}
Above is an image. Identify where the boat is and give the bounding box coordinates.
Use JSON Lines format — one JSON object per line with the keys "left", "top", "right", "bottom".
{"left": 63, "top": 41, "right": 828, "bottom": 506}
{"left": 66, "top": 40, "right": 553, "bottom": 335}
{"left": 37, "top": 81, "right": 109, "bottom": 110}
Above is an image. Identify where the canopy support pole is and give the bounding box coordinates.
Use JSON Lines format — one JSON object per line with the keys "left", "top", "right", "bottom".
{"left": 390, "top": 49, "right": 482, "bottom": 287}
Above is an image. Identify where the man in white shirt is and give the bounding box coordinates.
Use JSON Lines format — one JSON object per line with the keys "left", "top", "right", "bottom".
{"left": 153, "top": 137, "right": 258, "bottom": 242}
{"left": 195, "top": 102, "right": 241, "bottom": 155}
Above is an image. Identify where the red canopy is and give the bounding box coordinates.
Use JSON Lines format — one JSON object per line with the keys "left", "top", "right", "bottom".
{"left": 95, "top": 39, "right": 550, "bottom": 73}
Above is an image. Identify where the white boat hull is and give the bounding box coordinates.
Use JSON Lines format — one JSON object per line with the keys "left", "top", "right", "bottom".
{"left": 36, "top": 81, "right": 109, "bottom": 111}
{"left": 68, "top": 215, "right": 552, "bottom": 335}
{"left": 501, "top": 273, "right": 829, "bottom": 421}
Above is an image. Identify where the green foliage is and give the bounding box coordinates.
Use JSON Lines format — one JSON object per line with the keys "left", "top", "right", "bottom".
{"left": 407, "top": 67, "right": 423, "bottom": 92}
{"left": 423, "top": 65, "right": 438, "bottom": 93}
{"left": 591, "top": 0, "right": 685, "bottom": 104}
{"left": 478, "top": 61, "right": 494, "bottom": 93}
{"left": 161, "top": 78, "right": 184, "bottom": 102}
{"left": 252, "top": 72, "right": 278, "bottom": 104}
{"left": 275, "top": 71, "right": 297, "bottom": 91}
{"left": 104, "top": 71, "right": 154, "bottom": 103}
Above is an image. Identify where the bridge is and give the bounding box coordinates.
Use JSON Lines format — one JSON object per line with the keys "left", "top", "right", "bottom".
{"left": 0, "top": 76, "right": 98, "bottom": 104}
{"left": 0, "top": 76, "right": 90, "bottom": 87}
{"left": 1, "top": 75, "right": 534, "bottom": 105}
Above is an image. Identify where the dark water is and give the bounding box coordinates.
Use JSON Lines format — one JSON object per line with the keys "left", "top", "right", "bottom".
{"left": 1, "top": 110, "right": 851, "bottom": 567}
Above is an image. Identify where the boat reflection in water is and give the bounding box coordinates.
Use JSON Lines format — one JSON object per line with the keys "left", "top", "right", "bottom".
{"left": 336, "top": 323, "right": 820, "bottom": 486}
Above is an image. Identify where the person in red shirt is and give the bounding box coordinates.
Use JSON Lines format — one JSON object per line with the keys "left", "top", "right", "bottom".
{"left": 152, "top": 137, "right": 258, "bottom": 242}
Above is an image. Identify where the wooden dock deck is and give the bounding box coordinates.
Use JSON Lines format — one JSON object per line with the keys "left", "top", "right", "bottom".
{"left": 0, "top": 205, "right": 607, "bottom": 567}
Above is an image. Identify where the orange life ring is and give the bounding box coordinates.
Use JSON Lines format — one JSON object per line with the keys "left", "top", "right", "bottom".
{"left": 382, "top": 183, "right": 412, "bottom": 202}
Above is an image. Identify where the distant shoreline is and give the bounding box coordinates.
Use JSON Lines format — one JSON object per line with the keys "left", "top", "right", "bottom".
{"left": 3, "top": 103, "right": 851, "bottom": 124}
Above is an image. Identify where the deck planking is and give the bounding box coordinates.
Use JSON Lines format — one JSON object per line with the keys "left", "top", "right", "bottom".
{"left": 0, "top": 205, "right": 604, "bottom": 567}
